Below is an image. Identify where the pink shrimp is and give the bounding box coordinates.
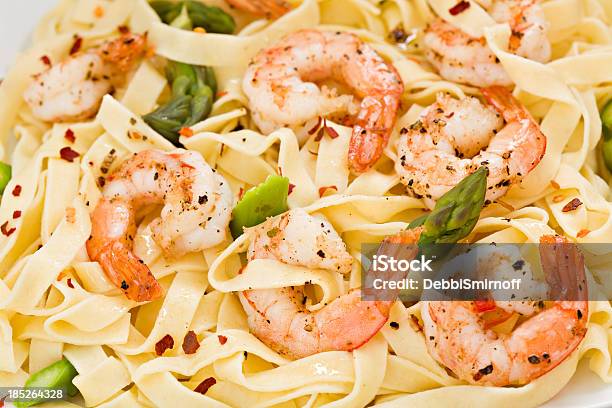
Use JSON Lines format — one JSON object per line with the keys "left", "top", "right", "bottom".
{"left": 242, "top": 29, "right": 404, "bottom": 173}
{"left": 86, "top": 149, "right": 233, "bottom": 301}
{"left": 240, "top": 209, "right": 421, "bottom": 359}
{"left": 421, "top": 235, "right": 588, "bottom": 386}
{"left": 225, "top": 0, "right": 290, "bottom": 18}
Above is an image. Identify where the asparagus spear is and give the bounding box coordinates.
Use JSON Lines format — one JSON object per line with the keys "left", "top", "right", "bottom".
{"left": 412, "top": 166, "right": 488, "bottom": 245}
{"left": 0, "top": 162, "right": 11, "bottom": 194}
{"left": 14, "top": 358, "right": 79, "bottom": 407}
{"left": 143, "top": 61, "right": 216, "bottom": 145}
{"left": 149, "top": 1, "right": 235, "bottom": 34}
{"left": 230, "top": 175, "right": 290, "bottom": 238}
{"left": 600, "top": 99, "right": 612, "bottom": 172}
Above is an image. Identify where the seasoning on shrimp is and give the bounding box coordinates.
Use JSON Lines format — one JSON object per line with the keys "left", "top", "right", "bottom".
{"left": 421, "top": 235, "right": 587, "bottom": 386}
{"left": 423, "top": 0, "right": 551, "bottom": 87}
{"left": 86, "top": 149, "right": 233, "bottom": 301}
{"left": 24, "top": 33, "right": 147, "bottom": 122}
{"left": 239, "top": 208, "right": 421, "bottom": 359}
{"left": 243, "top": 29, "right": 404, "bottom": 173}
{"left": 395, "top": 86, "right": 546, "bottom": 207}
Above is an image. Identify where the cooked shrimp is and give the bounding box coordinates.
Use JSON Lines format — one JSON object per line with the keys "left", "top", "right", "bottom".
{"left": 395, "top": 86, "right": 546, "bottom": 207}
{"left": 24, "top": 33, "right": 147, "bottom": 122}
{"left": 243, "top": 29, "right": 404, "bottom": 173}
{"left": 421, "top": 235, "right": 588, "bottom": 386}
{"left": 239, "top": 209, "right": 421, "bottom": 359}
{"left": 86, "top": 149, "right": 233, "bottom": 301}
{"left": 423, "top": 0, "right": 551, "bottom": 87}
{"left": 226, "top": 0, "right": 290, "bottom": 18}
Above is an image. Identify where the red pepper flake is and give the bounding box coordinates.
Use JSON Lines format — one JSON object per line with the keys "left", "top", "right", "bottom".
{"left": 1, "top": 221, "right": 16, "bottom": 237}
{"left": 550, "top": 180, "right": 560, "bottom": 190}
{"left": 67, "top": 278, "right": 75, "bottom": 288}
{"left": 179, "top": 127, "right": 194, "bottom": 137}
{"left": 308, "top": 117, "right": 323, "bottom": 135}
{"left": 0, "top": 395, "right": 6, "bottom": 408}
{"left": 118, "top": 25, "right": 130, "bottom": 34}
{"left": 12, "top": 185, "right": 22, "bottom": 197}
{"left": 40, "top": 55, "right": 52, "bottom": 67}
{"left": 218, "top": 335, "right": 228, "bottom": 345}
{"left": 449, "top": 0, "right": 471, "bottom": 15}
{"left": 70, "top": 35, "right": 83, "bottom": 55}
{"left": 64, "top": 128, "right": 75, "bottom": 143}
{"left": 216, "top": 90, "right": 228, "bottom": 98}
{"left": 318, "top": 185, "right": 337, "bottom": 197}
{"left": 94, "top": 5, "right": 104, "bottom": 18}
{"left": 12, "top": 210, "right": 21, "bottom": 219}
{"left": 288, "top": 183, "right": 296, "bottom": 195}
{"left": 60, "top": 147, "right": 80, "bottom": 162}
{"left": 238, "top": 187, "right": 245, "bottom": 200}
{"left": 577, "top": 229, "right": 590, "bottom": 238}
{"left": 155, "top": 334, "right": 174, "bottom": 356}
{"left": 182, "top": 330, "right": 200, "bottom": 354}
{"left": 325, "top": 125, "right": 339, "bottom": 139}
{"left": 194, "top": 377, "right": 216, "bottom": 395}
{"left": 562, "top": 198, "right": 582, "bottom": 212}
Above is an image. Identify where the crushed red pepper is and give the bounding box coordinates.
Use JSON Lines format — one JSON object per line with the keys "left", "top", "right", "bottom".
{"left": 155, "top": 334, "right": 175, "bottom": 356}
{"left": 562, "top": 198, "right": 582, "bottom": 212}
{"left": 217, "top": 335, "right": 228, "bottom": 345}
{"left": 12, "top": 185, "right": 22, "bottom": 196}
{"left": 60, "top": 147, "right": 80, "bottom": 162}
{"left": 449, "top": 0, "right": 470, "bottom": 15}
{"left": 40, "top": 55, "right": 52, "bottom": 67}
{"left": 288, "top": 183, "right": 296, "bottom": 195}
{"left": 182, "top": 331, "right": 200, "bottom": 354}
{"left": 194, "top": 377, "right": 216, "bottom": 395}
{"left": 64, "top": 128, "right": 76, "bottom": 143}
{"left": 67, "top": 278, "right": 75, "bottom": 288}
{"left": 1, "top": 222, "right": 16, "bottom": 237}
{"left": 70, "top": 35, "right": 83, "bottom": 55}
{"left": 12, "top": 211, "right": 21, "bottom": 219}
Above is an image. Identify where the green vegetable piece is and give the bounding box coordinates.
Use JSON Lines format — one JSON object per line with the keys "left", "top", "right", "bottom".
{"left": 230, "top": 175, "right": 290, "bottom": 238}
{"left": 14, "top": 358, "right": 79, "bottom": 407}
{"left": 169, "top": 4, "right": 193, "bottom": 30}
{"left": 143, "top": 95, "right": 192, "bottom": 144}
{"left": 416, "top": 166, "right": 488, "bottom": 245}
{"left": 149, "top": 1, "right": 235, "bottom": 34}
{"left": 600, "top": 99, "right": 612, "bottom": 172}
{"left": 185, "top": 1, "right": 235, "bottom": 34}
{"left": 144, "top": 61, "right": 218, "bottom": 145}
{"left": 0, "top": 162, "right": 11, "bottom": 194}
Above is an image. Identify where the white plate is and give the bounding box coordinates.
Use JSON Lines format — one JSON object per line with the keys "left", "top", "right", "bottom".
{"left": 1, "top": 1, "right": 611, "bottom": 407}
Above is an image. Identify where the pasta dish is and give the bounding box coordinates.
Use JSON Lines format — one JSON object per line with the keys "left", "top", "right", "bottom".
{"left": 0, "top": 0, "right": 611, "bottom": 406}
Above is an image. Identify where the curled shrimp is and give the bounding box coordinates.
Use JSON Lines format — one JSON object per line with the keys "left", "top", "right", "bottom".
{"left": 23, "top": 33, "right": 147, "bottom": 122}
{"left": 239, "top": 208, "right": 421, "bottom": 359}
{"left": 423, "top": 0, "right": 551, "bottom": 87}
{"left": 421, "top": 235, "right": 588, "bottom": 386}
{"left": 395, "top": 86, "right": 546, "bottom": 206}
{"left": 243, "top": 29, "right": 404, "bottom": 173}
{"left": 86, "top": 149, "right": 233, "bottom": 301}
{"left": 225, "top": 0, "right": 290, "bottom": 18}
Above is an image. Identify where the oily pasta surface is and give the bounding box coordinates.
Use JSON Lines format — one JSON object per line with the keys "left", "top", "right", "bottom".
{"left": 0, "top": 0, "right": 611, "bottom": 407}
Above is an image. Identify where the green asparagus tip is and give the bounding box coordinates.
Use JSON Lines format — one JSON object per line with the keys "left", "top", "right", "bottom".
{"left": 0, "top": 162, "right": 11, "bottom": 195}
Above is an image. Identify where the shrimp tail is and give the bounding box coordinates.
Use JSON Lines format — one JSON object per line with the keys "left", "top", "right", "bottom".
{"left": 97, "top": 241, "right": 164, "bottom": 302}
{"left": 481, "top": 86, "right": 533, "bottom": 124}
{"left": 349, "top": 93, "right": 402, "bottom": 173}
{"left": 87, "top": 198, "right": 163, "bottom": 302}
{"left": 539, "top": 234, "right": 588, "bottom": 301}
